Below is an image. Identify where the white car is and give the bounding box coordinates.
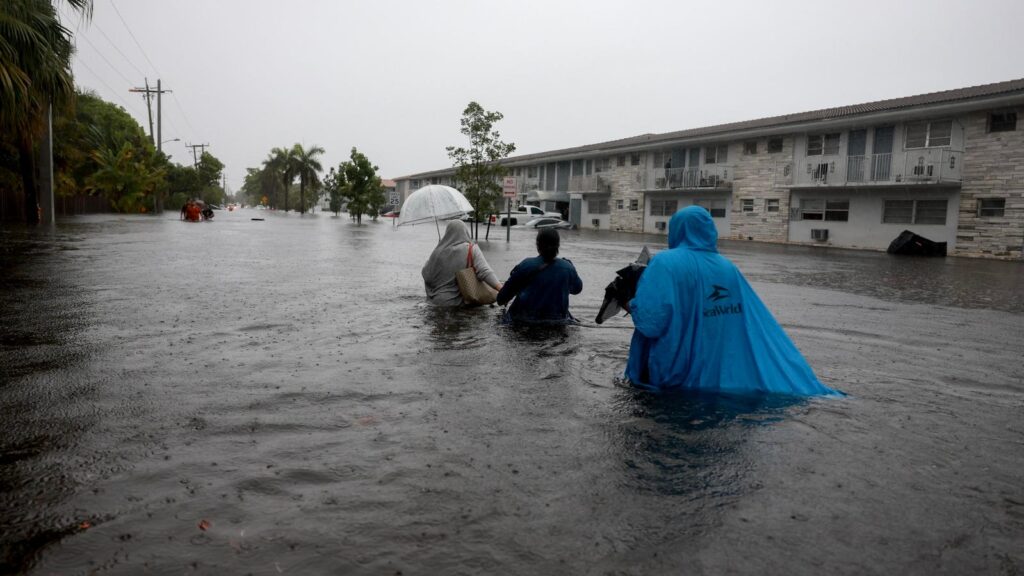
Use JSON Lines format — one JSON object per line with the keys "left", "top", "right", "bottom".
{"left": 490, "top": 205, "right": 563, "bottom": 226}
{"left": 518, "top": 217, "right": 573, "bottom": 230}
{"left": 515, "top": 205, "right": 562, "bottom": 219}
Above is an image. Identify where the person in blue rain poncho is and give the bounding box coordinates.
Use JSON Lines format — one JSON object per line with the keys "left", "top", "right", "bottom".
{"left": 626, "top": 206, "right": 840, "bottom": 396}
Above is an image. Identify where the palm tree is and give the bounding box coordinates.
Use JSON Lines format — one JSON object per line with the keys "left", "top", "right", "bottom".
{"left": 291, "top": 144, "right": 324, "bottom": 214}
{"left": 0, "top": 0, "right": 91, "bottom": 222}
{"left": 265, "top": 146, "right": 297, "bottom": 211}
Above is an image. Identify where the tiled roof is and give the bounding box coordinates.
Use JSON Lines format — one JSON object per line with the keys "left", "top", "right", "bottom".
{"left": 398, "top": 77, "right": 1024, "bottom": 179}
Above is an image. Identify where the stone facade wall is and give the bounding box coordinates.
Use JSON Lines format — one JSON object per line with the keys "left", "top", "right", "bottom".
{"left": 956, "top": 109, "right": 1024, "bottom": 259}
{"left": 605, "top": 156, "right": 647, "bottom": 231}
{"left": 728, "top": 136, "right": 795, "bottom": 242}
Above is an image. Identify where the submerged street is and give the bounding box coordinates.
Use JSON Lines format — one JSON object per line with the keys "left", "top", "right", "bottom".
{"left": 2, "top": 209, "right": 1023, "bottom": 575}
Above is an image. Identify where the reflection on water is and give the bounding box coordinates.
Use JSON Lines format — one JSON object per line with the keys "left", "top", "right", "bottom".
{"left": 609, "top": 391, "right": 799, "bottom": 497}
{"left": 1, "top": 213, "right": 1022, "bottom": 574}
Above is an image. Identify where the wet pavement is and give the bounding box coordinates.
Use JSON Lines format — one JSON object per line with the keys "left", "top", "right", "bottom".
{"left": 1, "top": 209, "right": 1022, "bottom": 575}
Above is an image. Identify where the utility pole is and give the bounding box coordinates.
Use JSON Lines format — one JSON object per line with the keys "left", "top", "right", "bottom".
{"left": 129, "top": 79, "right": 171, "bottom": 212}
{"left": 129, "top": 78, "right": 155, "bottom": 144}
{"left": 185, "top": 143, "right": 210, "bottom": 169}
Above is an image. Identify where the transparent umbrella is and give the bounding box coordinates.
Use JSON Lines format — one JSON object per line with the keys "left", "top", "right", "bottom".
{"left": 396, "top": 185, "right": 474, "bottom": 238}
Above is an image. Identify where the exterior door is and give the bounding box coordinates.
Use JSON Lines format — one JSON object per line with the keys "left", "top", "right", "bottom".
{"left": 847, "top": 129, "right": 867, "bottom": 182}
{"left": 872, "top": 126, "right": 894, "bottom": 181}
{"left": 687, "top": 148, "right": 701, "bottom": 187}
{"left": 569, "top": 198, "right": 581, "bottom": 226}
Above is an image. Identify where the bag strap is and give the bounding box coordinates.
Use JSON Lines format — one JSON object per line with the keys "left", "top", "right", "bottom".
{"left": 466, "top": 243, "right": 475, "bottom": 269}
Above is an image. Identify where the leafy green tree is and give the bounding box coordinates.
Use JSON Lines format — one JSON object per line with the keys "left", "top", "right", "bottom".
{"left": 166, "top": 163, "right": 202, "bottom": 210}
{"left": 52, "top": 90, "right": 150, "bottom": 199}
{"left": 196, "top": 151, "right": 224, "bottom": 189}
{"left": 87, "top": 141, "right": 166, "bottom": 213}
{"left": 292, "top": 143, "right": 324, "bottom": 214}
{"left": 240, "top": 166, "right": 280, "bottom": 207}
{"left": 446, "top": 102, "right": 516, "bottom": 238}
{"left": 323, "top": 167, "right": 345, "bottom": 215}
{"left": 339, "top": 147, "right": 384, "bottom": 225}
{"left": 0, "top": 0, "right": 91, "bottom": 222}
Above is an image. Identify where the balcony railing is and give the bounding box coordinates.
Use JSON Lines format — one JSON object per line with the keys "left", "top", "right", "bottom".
{"left": 791, "top": 149, "right": 962, "bottom": 187}
{"left": 647, "top": 165, "right": 733, "bottom": 190}
{"left": 568, "top": 174, "right": 611, "bottom": 193}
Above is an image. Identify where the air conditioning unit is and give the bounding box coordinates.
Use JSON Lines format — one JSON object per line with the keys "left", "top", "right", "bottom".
{"left": 591, "top": 219, "right": 600, "bottom": 228}
{"left": 655, "top": 221, "right": 667, "bottom": 231}
{"left": 811, "top": 229, "right": 829, "bottom": 241}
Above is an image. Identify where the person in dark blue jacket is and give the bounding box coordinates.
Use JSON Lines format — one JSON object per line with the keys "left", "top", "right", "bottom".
{"left": 626, "top": 206, "right": 841, "bottom": 397}
{"left": 497, "top": 228, "right": 583, "bottom": 324}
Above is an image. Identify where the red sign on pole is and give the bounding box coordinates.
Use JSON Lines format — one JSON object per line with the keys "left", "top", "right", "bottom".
{"left": 502, "top": 177, "right": 518, "bottom": 198}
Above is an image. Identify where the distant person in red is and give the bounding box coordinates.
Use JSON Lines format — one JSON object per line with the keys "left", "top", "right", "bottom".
{"left": 182, "top": 200, "right": 202, "bottom": 222}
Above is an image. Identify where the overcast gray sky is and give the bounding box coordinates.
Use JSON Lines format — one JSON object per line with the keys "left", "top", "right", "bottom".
{"left": 65, "top": 0, "right": 1024, "bottom": 193}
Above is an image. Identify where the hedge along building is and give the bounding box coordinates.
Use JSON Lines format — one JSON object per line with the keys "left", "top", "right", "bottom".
{"left": 394, "top": 78, "right": 1024, "bottom": 259}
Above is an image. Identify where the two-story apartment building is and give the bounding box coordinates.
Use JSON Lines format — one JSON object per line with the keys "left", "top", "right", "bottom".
{"left": 394, "top": 78, "right": 1024, "bottom": 259}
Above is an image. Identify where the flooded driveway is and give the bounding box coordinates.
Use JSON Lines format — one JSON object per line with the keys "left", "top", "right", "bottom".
{"left": 2, "top": 210, "right": 1022, "bottom": 575}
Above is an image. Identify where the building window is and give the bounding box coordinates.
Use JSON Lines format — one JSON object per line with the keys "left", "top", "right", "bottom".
{"left": 743, "top": 141, "right": 757, "bottom": 155}
{"left": 629, "top": 198, "right": 639, "bottom": 210}
{"left": 765, "top": 198, "right": 780, "bottom": 212}
{"left": 617, "top": 156, "right": 625, "bottom": 167}
{"left": 616, "top": 199, "right": 624, "bottom": 210}
{"left": 767, "top": 138, "right": 784, "bottom": 153}
{"left": 741, "top": 198, "right": 754, "bottom": 212}
{"left": 978, "top": 198, "right": 1005, "bottom": 217}
{"left": 905, "top": 120, "right": 952, "bottom": 148}
{"left": 650, "top": 199, "right": 678, "bottom": 216}
{"left": 696, "top": 198, "right": 726, "bottom": 218}
{"left": 572, "top": 159, "right": 584, "bottom": 175}
{"left": 630, "top": 153, "right": 641, "bottom": 166}
{"left": 883, "top": 200, "right": 914, "bottom": 223}
{"left": 824, "top": 199, "right": 849, "bottom": 221}
{"left": 800, "top": 199, "right": 824, "bottom": 220}
{"left": 588, "top": 199, "right": 610, "bottom": 214}
{"left": 705, "top": 145, "right": 728, "bottom": 164}
{"left": 807, "top": 133, "right": 840, "bottom": 156}
{"left": 989, "top": 111, "right": 1017, "bottom": 132}
{"left": 527, "top": 166, "right": 538, "bottom": 178}
{"left": 585, "top": 159, "right": 593, "bottom": 175}
{"left": 883, "top": 199, "right": 948, "bottom": 224}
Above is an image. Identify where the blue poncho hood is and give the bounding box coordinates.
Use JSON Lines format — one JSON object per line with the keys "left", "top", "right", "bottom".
{"left": 668, "top": 205, "right": 718, "bottom": 252}
{"left": 626, "top": 207, "right": 840, "bottom": 397}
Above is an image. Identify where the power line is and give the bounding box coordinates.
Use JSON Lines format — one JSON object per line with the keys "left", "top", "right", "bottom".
{"left": 106, "top": 1, "right": 196, "bottom": 143}
{"left": 72, "top": 54, "right": 145, "bottom": 117}
{"left": 90, "top": 20, "right": 149, "bottom": 78}
{"left": 109, "top": 0, "right": 161, "bottom": 76}
{"left": 170, "top": 93, "right": 197, "bottom": 135}
{"left": 74, "top": 32, "right": 135, "bottom": 88}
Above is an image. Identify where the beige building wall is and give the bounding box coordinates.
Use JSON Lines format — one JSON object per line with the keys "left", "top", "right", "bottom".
{"left": 956, "top": 109, "right": 1024, "bottom": 259}
{"left": 605, "top": 156, "right": 647, "bottom": 231}
{"left": 728, "top": 136, "right": 795, "bottom": 242}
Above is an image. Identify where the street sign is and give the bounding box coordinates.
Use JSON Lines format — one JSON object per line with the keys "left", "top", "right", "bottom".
{"left": 502, "top": 177, "right": 518, "bottom": 198}
{"left": 389, "top": 192, "right": 400, "bottom": 206}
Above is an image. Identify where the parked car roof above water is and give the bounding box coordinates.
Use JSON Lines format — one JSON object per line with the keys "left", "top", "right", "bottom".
{"left": 518, "top": 217, "right": 573, "bottom": 229}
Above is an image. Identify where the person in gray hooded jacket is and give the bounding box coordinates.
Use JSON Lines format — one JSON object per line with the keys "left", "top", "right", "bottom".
{"left": 421, "top": 220, "right": 502, "bottom": 306}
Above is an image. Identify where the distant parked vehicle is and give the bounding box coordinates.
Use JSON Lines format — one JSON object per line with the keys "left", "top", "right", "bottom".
{"left": 517, "top": 217, "right": 573, "bottom": 230}
{"left": 489, "top": 205, "right": 562, "bottom": 226}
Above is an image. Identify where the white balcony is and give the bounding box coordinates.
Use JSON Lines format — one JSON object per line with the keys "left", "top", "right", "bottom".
{"left": 568, "top": 174, "right": 611, "bottom": 193}
{"left": 647, "top": 165, "right": 734, "bottom": 190}
{"left": 784, "top": 149, "right": 963, "bottom": 187}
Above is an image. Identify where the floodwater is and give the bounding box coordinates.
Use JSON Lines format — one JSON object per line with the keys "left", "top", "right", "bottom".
{"left": 1, "top": 209, "right": 1022, "bottom": 575}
